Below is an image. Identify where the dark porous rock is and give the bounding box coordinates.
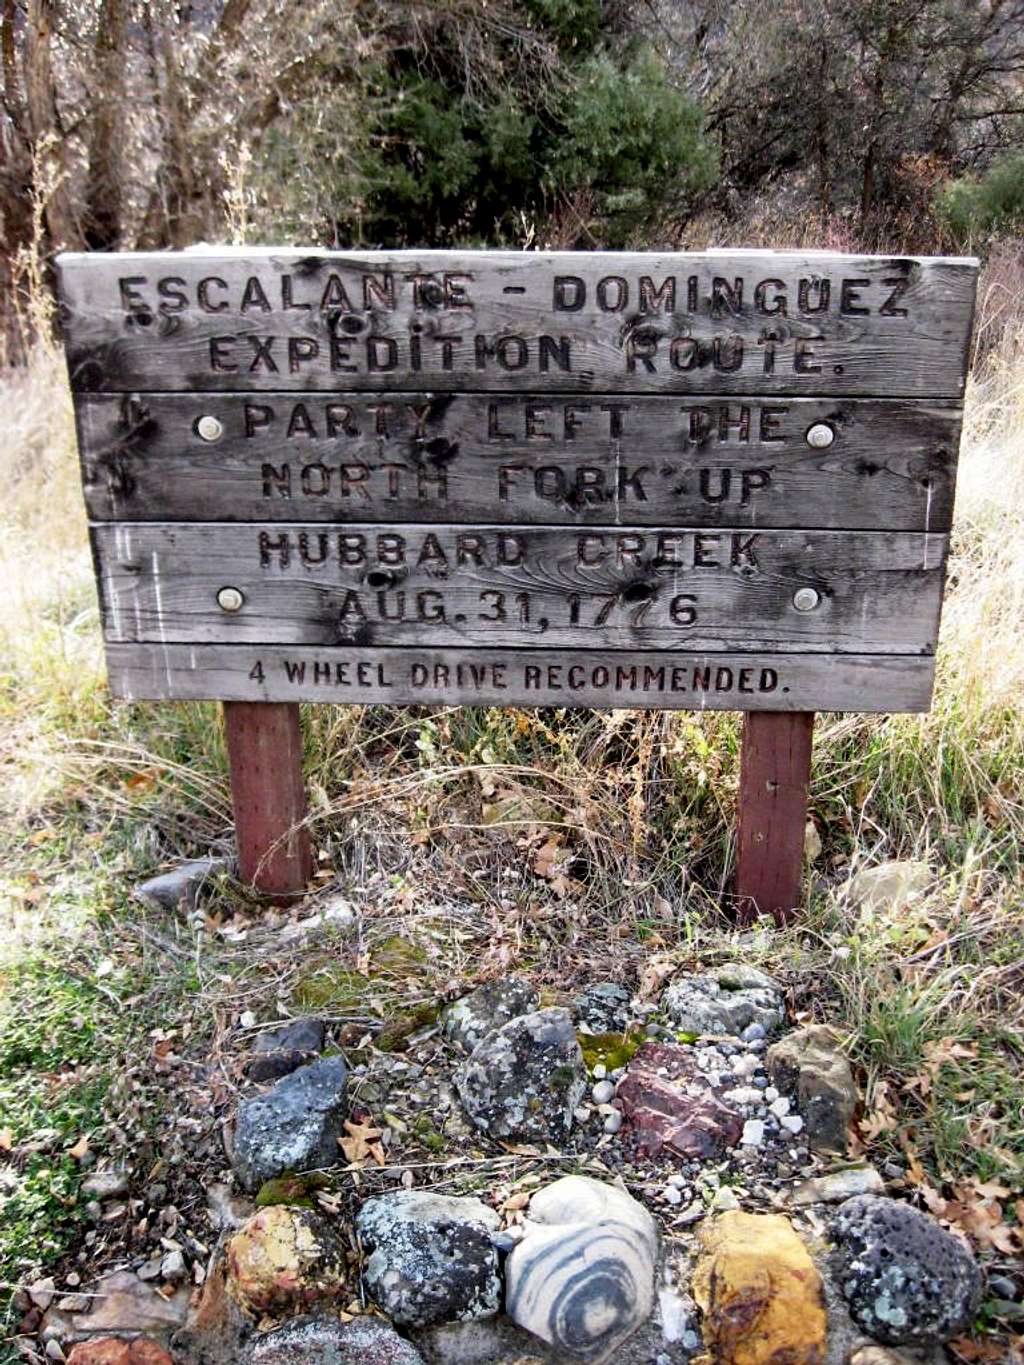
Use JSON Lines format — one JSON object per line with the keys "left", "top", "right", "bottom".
{"left": 249, "top": 1314, "right": 426, "bottom": 1363}
{"left": 442, "top": 977, "right": 539, "bottom": 1054}
{"left": 662, "top": 963, "right": 784, "bottom": 1038}
{"left": 832, "top": 1194, "right": 982, "bottom": 1344}
{"left": 134, "top": 857, "right": 232, "bottom": 912}
{"left": 248, "top": 1017, "right": 326, "bottom": 1082}
{"left": 231, "top": 1056, "right": 347, "bottom": 1192}
{"left": 766, "top": 1024, "right": 858, "bottom": 1153}
{"left": 356, "top": 1191, "right": 502, "bottom": 1329}
{"left": 616, "top": 1042, "right": 743, "bottom": 1159}
{"left": 455, "top": 1007, "right": 586, "bottom": 1144}
{"left": 573, "top": 982, "right": 632, "bottom": 1034}
{"left": 505, "top": 1176, "right": 657, "bottom": 1362}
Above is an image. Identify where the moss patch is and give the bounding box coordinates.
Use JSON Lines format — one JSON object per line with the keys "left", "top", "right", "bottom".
{"left": 372, "top": 935, "right": 427, "bottom": 974}
{"left": 292, "top": 965, "right": 370, "bottom": 1013}
{"left": 375, "top": 1000, "right": 442, "bottom": 1052}
{"left": 577, "top": 1029, "right": 644, "bottom": 1073}
{"left": 254, "top": 1171, "right": 331, "bottom": 1209}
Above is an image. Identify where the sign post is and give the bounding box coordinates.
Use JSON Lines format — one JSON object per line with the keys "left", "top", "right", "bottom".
{"left": 57, "top": 248, "right": 977, "bottom": 912}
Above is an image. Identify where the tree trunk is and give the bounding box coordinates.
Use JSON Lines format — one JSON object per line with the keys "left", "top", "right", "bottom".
{"left": 24, "top": 0, "right": 78, "bottom": 249}
{"left": 83, "top": 0, "right": 127, "bottom": 249}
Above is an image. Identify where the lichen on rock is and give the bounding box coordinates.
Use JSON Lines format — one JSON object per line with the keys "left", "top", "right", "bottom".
{"left": 662, "top": 963, "right": 784, "bottom": 1038}
{"left": 225, "top": 1205, "right": 349, "bottom": 1318}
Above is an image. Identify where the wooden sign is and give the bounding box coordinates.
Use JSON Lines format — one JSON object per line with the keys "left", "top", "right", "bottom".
{"left": 57, "top": 248, "right": 978, "bottom": 911}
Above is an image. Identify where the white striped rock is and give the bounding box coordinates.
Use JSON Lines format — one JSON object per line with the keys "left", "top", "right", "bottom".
{"left": 505, "top": 1176, "right": 658, "bottom": 1362}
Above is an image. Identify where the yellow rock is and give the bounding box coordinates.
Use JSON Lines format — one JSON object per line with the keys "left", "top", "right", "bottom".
{"left": 225, "top": 1205, "right": 348, "bottom": 1317}
{"left": 692, "top": 1211, "right": 827, "bottom": 1364}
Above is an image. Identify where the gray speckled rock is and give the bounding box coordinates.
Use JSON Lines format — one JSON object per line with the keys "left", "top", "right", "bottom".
{"left": 356, "top": 1191, "right": 502, "bottom": 1329}
{"left": 766, "top": 1024, "right": 858, "bottom": 1153}
{"left": 506, "top": 1176, "right": 658, "bottom": 1362}
{"left": 134, "top": 856, "right": 232, "bottom": 911}
{"left": 231, "top": 1056, "right": 347, "bottom": 1192}
{"left": 249, "top": 1314, "right": 426, "bottom": 1363}
{"left": 248, "top": 1017, "right": 326, "bottom": 1082}
{"left": 573, "top": 982, "right": 632, "bottom": 1034}
{"left": 832, "top": 1194, "right": 982, "bottom": 1344}
{"left": 662, "top": 963, "right": 783, "bottom": 1037}
{"left": 442, "top": 977, "right": 539, "bottom": 1054}
{"left": 456, "top": 1008, "right": 586, "bottom": 1144}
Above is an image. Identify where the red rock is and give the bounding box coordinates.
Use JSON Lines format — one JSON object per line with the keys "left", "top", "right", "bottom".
{"left": 66, "top": 1341, "right": 171, "bottom": 1365}
{"left": 616, "top": 1042, "right": 743, "bottom": 1159}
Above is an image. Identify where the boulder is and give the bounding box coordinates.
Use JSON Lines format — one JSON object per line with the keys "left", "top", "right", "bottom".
{"left": 573, "top": 982, "right": 632, "bottom": 1034}
{"left": 248, "top": 1017, "right": 326, "bottom": 1082}
{"left": 766, "top": 1025, "right": 857, "bottom": 1153}
{"left": 662, "top": 964, "right": 784, "bottom": 1037}
{"left": 505, "top": 1175, "right": 658, "bottom": 1362}
{"left": 456, "top": 1008, "right": 586, "bottom": 1144}
{"left": 356, "top": 1191, "right": 502, "bottom": 1329}
{"left": 692, "top": 1210, "right": 827, "bottom": 1364}
{"left": 225, "top": 1206, "right": 349, "bottom": 1318}
{"left": 442, "top": 978, "right": 539, "bottom": 1054}
{"left": 66, "top": 1344, "right": 172, "bottom": 1365}
{"left": 615, "top": 1042, "right": 743, "bottom": 1159}
{"left": 831, "top": 1194, "right": 982, "bottom": 1344}
{"left": 845, "top": 861, "right": 933, "bottom": 920}
{"left": 231, "top": 1055, "right": 347, "bottom": 1191}
{"left": 249, "top": 1314, "right": 426, "bottom": 1363}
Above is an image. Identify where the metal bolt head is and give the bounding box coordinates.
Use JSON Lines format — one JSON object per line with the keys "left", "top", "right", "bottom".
{"left": 217, "top": 586, "right": 244, "bottom": 612}
{"left": 793, "top": 587, "right": 821, "bottom": 612}
{"left": 805, "top": 422, "right": 835, "bottom": 449}
{"left": 197, "top": 414, "right": 224, "bottom": 443}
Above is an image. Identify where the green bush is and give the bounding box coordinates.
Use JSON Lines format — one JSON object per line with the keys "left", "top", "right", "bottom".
{"left": 937, "top": 153, "right": 1024, "bottom": 243}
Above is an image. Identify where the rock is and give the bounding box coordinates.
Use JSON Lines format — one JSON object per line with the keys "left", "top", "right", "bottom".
{"left": 693, "top": 1210, "right": 827, "bottom": 1364}
{"left": 615, "top": 1042, "right": 743, "bottom": 1159}
{"left": 505, "top": 1175, "right": 658, "bottom": 1361}
{"left": 847, "top": 1350, "right": 921, "bottom": 1365}
{"left": 66, "top": 1343, "right": 172, "bottom": 1365}
{"left": 740, "top": 1120, "right": 764, "bottom": 1146}
{"left": 662, "top": 964, "right": 784, "bottom": 1038}
{"left": 845, "top": 860, "right": 933, "bottom": 920}
{"left": 65, "top": 1272, "right": 188, "bottom": 1341}
{"left": 134, "top": 857, "right": 231, "bottom": 912}
{"left": 792, "top": 1165, "right": 884, "bottom": 1206}
{"left": 603, "top": 1110, "right": 622, "bottom": 1135}
{"left": 248, "top": 1017, "right": 326, "bottom": 1082}
{"left": 207, "top": 1182, "right": 254, "bottom": 1231}
{"left": 226, "top": 1205, "right": 348, "bottom": 1317}
{"left": 81, "top": 1170, "right": 129, "bottom": 1200}
{"left": 276, "top": 896, "right": 356, "bottom": 944}
{"left": 249, "top": 1314, "right": 426, "bottom": 1363}
{"left": 456, "top": 1008, "right": 585, "bottom": 1144}
{"left": 573, "top": 982, "right": 632, "bottom": 1034}
{"left": 356, "top": 1190, "right": 501, "bottom": 1328}
{"left": 766, "top": 1025, "right": 858, "bottom": 1153}
{"left": 159, "top": 1250, "right": 186, "bottom": 1282}
{"left": 442, "top": 977, "right": 539, "bottom": 1054}
{"left": 591, "top": 1080, "right": 615, "bottom": 1104}
{"left": 832, "top": 1194, "right": 982, "bottom": 1344}
{"left": 29, "top": 1277, "right": 57, "bottom": 1310}
{"left": 413, "top": 1316, "right": 556, "bottom": 1363}
{"left": 231, "top": 1055, "right": 347, "bottom": 1191}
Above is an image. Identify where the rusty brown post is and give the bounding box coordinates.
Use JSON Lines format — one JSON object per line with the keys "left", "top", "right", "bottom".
{"left": 735, "top": 711, "right": 815, "bottom": 925}
{"left": 223, "top": 701, "right": 313, "bottom": 899}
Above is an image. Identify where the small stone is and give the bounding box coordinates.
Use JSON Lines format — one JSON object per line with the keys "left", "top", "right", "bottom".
{"left": 741, "top": 1022, "right": 765, "bottom": 1042}
{"left": 769, "top": 1096, "right": 791, "bottom": 1118}
{"left": 693, "top": 1211, "right": 827, "bottom": 1363}
{"left": 663, "top": 963, "right": 784, "bottom": 1038}
{"left": 226, "top": 1205, "right": 348, "bottom": 1317}
{"left": 723, "top": 1086, "right": 762, "bottom": 1105}
{"left": 248, "top": 1017, "right": 325, "bottom": 1082}
{"left": 741, "top": 1119, "right": 764, "bottom": 1146}
{"left": 29, "top": 1277, "right": 57, "bottom": 1311}
{"left": 792, "top": 1165, "right": 884, "bottom": 1205}
{"left": 56, "top": 1294, "right": 89, "bottom": 1312}
{"left": 159, "top": 1251, "right": 186, "bottom": 1282}
{"left": 45, "top": 1342, "right": 65, "bottom": 1362}
{"left": 81, "top": 1171, "right": 129, "bottom": 1201}
{"left": 573, "top": 981, "right": 632, "bottom": 1033}
{"left": 136, "top": 1260, "right": 162, "bottom": 1281}
{"left": 231, "top": 1054, "right": 348, "bottom": 1192}
{"left": 781, "top": 1114, "right": 804, "bottom": 1133}
{"left": 603, "top": 1110, "right": 623, "bottom": 1135}
{"left": 663, "top": 1185, "right": 682, "bottom": 1206}
{"left": 845, "top": 860, "right": 932, "bottom": 920}
{"left": 134, "top": 857, "right": 231, "bottom": 912}
{"left": 248, "top": 1313, "right": 425, "bottom": 1363}
{"left": 506, "top": 1176, "right": 658, "bottom": 1359}
{"left": 711, "top": 1186, "right": 740, "bottom": 1211}
{"left": 989, "top": 1274, "right": 1017, "bottom": 1300}
{"left": 591, "top": 1079, "right": 615, "bottom": 1104}
{"left": 592, "top": 1063, "right": 607, "bottom": 1080}
{"left": 456, "top": 1007, "right": 586, "bottom": 1144}
{"left": 764, "top": 1086, "right": 780, "bottom": 1102}
{"left": 356, "top": 1191, "right": 501, "bottom": 1328}
{"left": 442, "top": 977, "right": 539, "bottom": 1054}
{"left": 832, "top": 1194, "right": 982, "bottom": 1344}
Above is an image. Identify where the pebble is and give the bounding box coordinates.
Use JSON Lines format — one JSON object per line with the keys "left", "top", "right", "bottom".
{"left": 989, "top": 1275, "right": 1017, "bottom": 1300}
{"left": 44, "top": 1342, "right": 64, "bottom": 1362}
{"left": 592, "top": 1080, "right": 615, "bottom": 1104}
{"left": 711, "top": 1186, "right": 740, "bottom": 1211}
{"left": 741, "top": 1023, "right": 765, "bottom": 1042}
{"left": 781, "top": 1114, "right": 804, "bottom": 1134}
{"left": 55, "top": 1294, "right": 89, "bottom": 1312}
{"left": 668, "top": 1173, "right": 688, "bottom": 1189}
{"left": 663, "top": 1185, "right": 683, "bottom": 1205}
{"left": 723, "top": 1086, "right": 762, "bottom": 1105}
{"left": 81, "top": 1170, "right": 129, "bottom": 1200}
{"left": 741, "top": 1119, "right": 765, "bottom": 1146}
{"left": 592, "top": 1063, "right": 607, "bottom": 1080}
{"left": 603, "top": 1110, "right": 623, "bottom": 1134}
{"left": 764, "top": 1086, "right": 780, "bottom": 1102}
{"left": 769, "top": 1096, "right": 791, "bottom": 1118}
{"left": 161, "top": 1250, "right": 186, "bottom": 1281}
{"left": 28, "top": 1278, "right": 56, "bottom": 1311}
{"left": 137, "top": 1259, "right": 163, "bottom": 1281}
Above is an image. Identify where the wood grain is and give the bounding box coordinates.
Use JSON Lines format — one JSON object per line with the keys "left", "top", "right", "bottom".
{"left": 90, "top": 521, "right": 948, "bottom": 654}
{"left": 75, "top": 392, "right": 961, "bottom": 531}
{"left": 57, "top": 248, "right": 977, "bottom": 398}
{"left": 735, "top": 711, "right": 815, "bottom": 924}
{"left": 105, "top": 643, "right": 935, "bottom": 712}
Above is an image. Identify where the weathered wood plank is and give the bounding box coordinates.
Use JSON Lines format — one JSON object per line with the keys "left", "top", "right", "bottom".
{"left": 223, "top": 700, "right": 313, "bottom": 898}
{"left": 76, "top": 392, "right": 961, "bottom": 531}
{"left": 735, "top": 711, "right": 815, "bottom": 924}
{"left": 57, "top": 249, "right": 978, "bottom": 398}
{"left": 91, "top": 522, "right": 948, "bottom": 655}
{"left": 105, "top": 643, "right": 936, "bottom": 712}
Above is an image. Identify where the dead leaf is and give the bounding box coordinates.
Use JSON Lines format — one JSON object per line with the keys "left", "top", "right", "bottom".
{"left": 67, "top": 1134, "right": 90, "bottom": 1161}
{"left": 339, "top": 1118, "right": 384, "bottom": 1165}
{"left": 0, "top": 1129, "right": 12, "bottom": 1152}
